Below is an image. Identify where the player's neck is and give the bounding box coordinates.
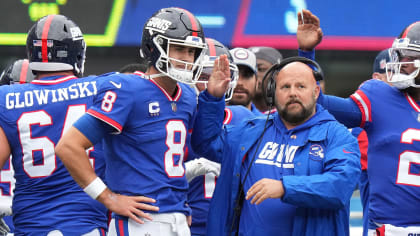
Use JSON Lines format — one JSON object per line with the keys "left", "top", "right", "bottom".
{"left": 146, "top": 67, "right": 178, "bottom": 97}
{"left": 406, "top": 87, "right": 420, "bottom": 101}
{"left": 35, "top": 71, "right": 75, "bottom": 80}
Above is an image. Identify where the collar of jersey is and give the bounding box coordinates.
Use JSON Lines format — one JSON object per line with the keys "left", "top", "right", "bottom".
{"left": 405, "top": 92, "right": 420, "bottom": 112}
{"left": 30, "top": 75, "right": 77, "bottom": 85}
{"left": 149, "top": 78, "right": 182, "bottom": 101}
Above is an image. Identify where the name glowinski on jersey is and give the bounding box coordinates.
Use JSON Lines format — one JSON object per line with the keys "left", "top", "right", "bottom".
{"left": 4, "top": 81, "right": 97, "bottom": 109}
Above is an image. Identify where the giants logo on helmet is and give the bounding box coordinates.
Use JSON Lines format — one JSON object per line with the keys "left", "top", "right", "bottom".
{"left": 70, "top": 27, "right": 83, "bottom": 41}
{"left": 145, "top": 17, "right": 172, "bottom": 33}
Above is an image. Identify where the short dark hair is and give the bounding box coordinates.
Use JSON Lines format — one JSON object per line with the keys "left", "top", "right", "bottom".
{"left": 119, "top": 62, "right": 148, "bottom": 73}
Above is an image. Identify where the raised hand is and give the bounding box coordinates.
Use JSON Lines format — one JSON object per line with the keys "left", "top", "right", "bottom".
{"left": 207, "top": 54, "right": 231, "bottom": 98}
{"left": 297, "top": 9, "right": 323, "bottom": 51}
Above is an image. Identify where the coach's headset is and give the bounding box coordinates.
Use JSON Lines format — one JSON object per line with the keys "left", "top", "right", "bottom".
{"left": 262, "top": 56, "right": 324, "bottom": 107}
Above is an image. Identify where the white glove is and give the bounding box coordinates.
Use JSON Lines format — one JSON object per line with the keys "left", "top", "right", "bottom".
{"left": 0, "top": 203, "right": 12, "bottom": 218}
{"left": 0, "top": 218, "right": 10, "bottom": 236}
{"left": 185, "top": 158, "right": 221, "bottom": 182}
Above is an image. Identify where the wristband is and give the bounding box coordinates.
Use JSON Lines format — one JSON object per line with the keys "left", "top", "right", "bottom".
{"left": 83, "top": 177, "right": 107, "bottom": 199}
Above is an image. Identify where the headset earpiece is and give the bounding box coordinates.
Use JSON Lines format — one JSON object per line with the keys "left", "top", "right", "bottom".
{"left": 261, "top": 56, "right": 324, "bottom": 107}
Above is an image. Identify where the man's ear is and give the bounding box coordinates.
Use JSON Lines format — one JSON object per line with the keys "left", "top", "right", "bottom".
{"left": 372, "top": 72, "right": 381, "bottom": 79}
{"left": 314, "top": 83, "right": 320, "bottom": 99}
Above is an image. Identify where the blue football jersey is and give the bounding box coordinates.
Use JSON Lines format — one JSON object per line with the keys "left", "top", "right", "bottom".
{"left": 188, "top": 105, "right": 255, "bottom": 235}
{"left": 86, "top": 73, "right": 197, "bottom": 215}
{"left": 0, "top": 157, "right": 14, "bottom": 232}
{"left": 350, "top": 79, "right": 420, "bottom": 226}
{"left": 0, "top": 75, "right": 108, "bottom": 234}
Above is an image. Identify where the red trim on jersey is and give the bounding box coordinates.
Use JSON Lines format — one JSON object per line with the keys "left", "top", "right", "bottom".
{"left": 401, "top": 21, "right": 420, "bottom": 38}
{"left": 357, "top": 130, "right": 369, "bottom": 170}
{"left": 350, "top": 90, "right": 372, "bottom": 128}
{"left": 87, "top": 109, "right": 123, "bottom": 133}
{"left": 133, "top": 71, "right": 146, "bottom": 77}
{"left": 30, "top": 75, "right": 77, "bottom": 85}
{"left": 19, "top": 59, "right": 30, "bottom": 84}
{"left": 405, "top": 93, "right": 420, "bottom": 112}
{"left": 376, "top": 225, "right": 385, "bottom": 236}
{"left": 41, "top": 15, "right": 55, "bottom": 62}
{"left": 263, "top": 108, "right": 277, "bottom": 115}
{"left": 183, "top": 9, "right": 198, "bottom": 36}
{"left": 149, "top": 78, "right": 182, "bottom": 101}
{"left": 206, "top": 38, "right": 216, "bottom": 56}
{"left": 223, "top": 108, "right": 233, "bottom": 125}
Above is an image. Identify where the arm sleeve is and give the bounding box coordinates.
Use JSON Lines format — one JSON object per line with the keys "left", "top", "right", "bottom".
{"left": 317, "top": 93, "right": 362, "bottom": 128}
{"left": 191, "top": 90, "right": 226, "bottom": 163}
{"left": 73, "top": 114, "right": 114, "bottom": 145}
{"left": 298, "top": 49, "right": 315, "bottom": 60}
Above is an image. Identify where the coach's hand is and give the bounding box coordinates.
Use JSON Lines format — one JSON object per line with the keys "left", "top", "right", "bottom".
{"left": 245, "top": 178, "right": 285, "bottom": 205}
{"left": 297, "top": 9, "right": 323, "bottom": 51}
{"left": 207, "top": 54, "right": 231, "bottom": 98}
{"left": 98, "top": 188, "right": 159, "bottom": 224}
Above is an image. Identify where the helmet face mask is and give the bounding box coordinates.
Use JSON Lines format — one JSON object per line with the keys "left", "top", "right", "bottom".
{"left": 26, "top": 15, "right": 86, "bottom": 77}
{"left": 153, "top": 34, "right": 206, "bottom": 84}
{"left": 386, "top": 22, "right": 420, "bottom": 89}
{"left": 140, "top": 8, "right": 206, "bottom": 84}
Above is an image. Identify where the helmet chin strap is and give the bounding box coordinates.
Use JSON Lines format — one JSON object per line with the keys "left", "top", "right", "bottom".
{"left": 147, "top": 73, "right": 165, "bottom": 79}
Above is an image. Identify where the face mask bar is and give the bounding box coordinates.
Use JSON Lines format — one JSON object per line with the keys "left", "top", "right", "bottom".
{"left": 386, "top": 39, "right": 420, "bottom": 89}
{"left": 153, "top": 35, "right": 206, "bottom": 84}
{"left": 195, "top": 57, "right": 239, "bottom": 101}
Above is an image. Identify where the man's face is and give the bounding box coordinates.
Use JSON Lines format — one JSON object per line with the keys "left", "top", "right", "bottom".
{"left": 275, "top": 62, "right": 319, "bottom": 125}
{"left": 255, "top": 59, "right": 273, "bottom": 96}
{"left": 229, "top": 65, "right": 256, "bottom": 107}
{"left": 168, "top": 44, "right": 196, "bottom": 70}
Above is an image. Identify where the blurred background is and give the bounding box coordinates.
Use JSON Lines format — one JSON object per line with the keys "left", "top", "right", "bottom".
{"left": 0, "top": 0, "right": 418, "bottom": 97}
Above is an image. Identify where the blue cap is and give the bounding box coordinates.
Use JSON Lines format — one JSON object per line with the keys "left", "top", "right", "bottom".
{"left": 373, "top": 48, "right": 391, "bottom": 74}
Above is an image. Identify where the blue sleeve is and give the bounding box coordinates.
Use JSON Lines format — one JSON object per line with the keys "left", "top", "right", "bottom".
{"left": 191, "top": 90, "right": 226, "bottom": 162}
{"left": 298, "top": 49, "right": 315, "bottom": 61}
{"left": 317, "top": 93, "right": 362, "bottom": 128}
{"left": 73, "top": 114, "right": 113, "bottom": 144}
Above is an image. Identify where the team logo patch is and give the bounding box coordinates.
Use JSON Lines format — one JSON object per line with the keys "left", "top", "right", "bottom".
{"left": 308, "top": 144, "right": 324, "bottom": 161}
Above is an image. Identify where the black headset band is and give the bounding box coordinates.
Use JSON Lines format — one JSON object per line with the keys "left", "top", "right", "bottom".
{"left": 262, "top": 56, "right": 324, "bottom": 106}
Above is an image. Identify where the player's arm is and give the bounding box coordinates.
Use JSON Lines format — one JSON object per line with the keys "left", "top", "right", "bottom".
{"left": 0, "top": 126, "right": 12, "bottom": 233}
{"left": 191, "top": 55, "right": 231, "bottom": 159}
{"left": 317, "top": 93, "right": 362, "bottom": 128}
{"left": 55, "top": 114, "right": 159, "bottom": 224}
{"left": 0, "top": 126, "right": 10, "bottom": 170}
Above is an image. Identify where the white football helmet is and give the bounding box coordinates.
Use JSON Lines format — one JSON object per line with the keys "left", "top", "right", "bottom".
{"left": 386, "top": 22, "right": 420, "bottom": 89}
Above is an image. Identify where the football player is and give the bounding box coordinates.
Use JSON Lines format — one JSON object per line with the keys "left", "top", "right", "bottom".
{"left": 186, "top": 37, "right": 255, "bottom": 236}
{"left": 0, "top": 59, "right": 35, "bottom": 235}
{"left": 0, "top": 15, "right": 108, "bottom": 235}
{"left": 318, "top": 21, "right": 420, "bottom": 235}
{"left": 56, "top": 7, "right": 207, "bottom": 236}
